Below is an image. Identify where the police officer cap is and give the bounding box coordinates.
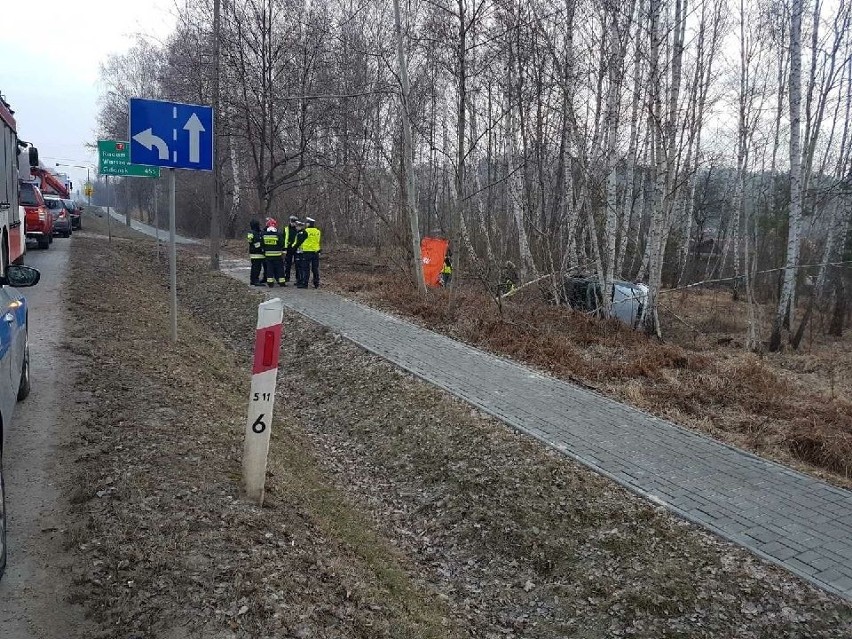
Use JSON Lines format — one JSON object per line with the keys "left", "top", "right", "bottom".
{"left": 306, "top": 216, "right": 316, "bottom": 223}
{"left": 289, "top": 215, "right": 298, "bottom": 222}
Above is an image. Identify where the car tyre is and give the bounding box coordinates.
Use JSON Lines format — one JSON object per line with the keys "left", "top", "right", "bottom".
{"left": 17, "top": 342, "right": 30, "bottom": 402}
{"left": 37, "top": 237, "right": 49, "bottom": 250}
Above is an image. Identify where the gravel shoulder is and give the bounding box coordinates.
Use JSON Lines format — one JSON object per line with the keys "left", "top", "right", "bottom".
{"left": 64, "top": 224, "right": 852, "bottom": 637}
{"left": 0, "top": 238, "right": 95, "bottom": 638}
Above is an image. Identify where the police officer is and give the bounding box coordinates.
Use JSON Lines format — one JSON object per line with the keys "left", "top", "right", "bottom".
{"left": 283, "top": 215, "right": 299, "bottom": 283}
{"left": 299, "top": 216, "right": 321, "bottom": 288}
{"left": 262, "top": 219, "right": 287, "bottom": 287}
{"left": 247, "top": 219, "right": 266, "bottom": 286}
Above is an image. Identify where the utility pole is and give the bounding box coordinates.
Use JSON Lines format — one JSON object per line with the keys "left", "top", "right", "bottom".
{"left": 209, "top": 0, "right": 222, "bottom": 270}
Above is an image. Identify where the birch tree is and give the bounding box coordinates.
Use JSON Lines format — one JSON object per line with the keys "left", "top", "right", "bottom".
{"left": 770, "top": 0, "right": 804, "bottom": 352}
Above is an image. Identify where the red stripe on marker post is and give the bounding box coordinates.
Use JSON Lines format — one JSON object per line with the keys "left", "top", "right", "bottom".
{"left": 252, "top": 324, "right": 283, "bottom": 374}
{"left": 243, "top": 297, "right": 285, "bottom": 505}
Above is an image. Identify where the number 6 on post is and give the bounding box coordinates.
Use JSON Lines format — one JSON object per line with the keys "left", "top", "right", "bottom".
{"left": 243, "top": 297, "right": 285, "bottom": 505}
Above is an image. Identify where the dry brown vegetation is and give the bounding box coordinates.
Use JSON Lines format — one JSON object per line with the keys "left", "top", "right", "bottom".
{"left": 320, "top": 246, "right": 852, "bottom": 485}
{"left": 63, "top": 218, "right": 852, "bottom": 637}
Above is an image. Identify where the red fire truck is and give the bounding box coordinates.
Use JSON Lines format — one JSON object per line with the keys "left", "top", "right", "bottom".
{"left": 0, "top": 92, "right": 40, "bottom": 269}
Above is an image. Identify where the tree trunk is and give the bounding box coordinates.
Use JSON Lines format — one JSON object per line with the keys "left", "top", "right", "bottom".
{"left": 770, "top": 0, "right": 804, "bottom": 351}
{"left": 392, "top": 0, "right": 427, "bottom": 297}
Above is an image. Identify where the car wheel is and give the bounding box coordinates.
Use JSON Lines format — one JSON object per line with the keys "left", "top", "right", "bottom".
{"left": 63, "top": 231, "right": 70, "bottom": 239}
{"left": 37, "top": 237, "right": 49, "bottom": 250}
{"left": 17, "top": 342, "right": 30, "bottom": 402}
{"left": 48, "top": 235, "right": 53, "bottom": 244}
{"left": 0, "top": 454, "right": 7, "bottom": 581}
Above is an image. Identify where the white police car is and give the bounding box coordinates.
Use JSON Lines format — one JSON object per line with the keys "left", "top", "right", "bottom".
{"left": 0, "top": 264, "right": 41, "bottom": 580}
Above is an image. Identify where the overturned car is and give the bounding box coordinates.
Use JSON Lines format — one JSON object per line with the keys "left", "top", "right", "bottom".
{"left": 557, "top": 276, "right": 649, "bottom": 329}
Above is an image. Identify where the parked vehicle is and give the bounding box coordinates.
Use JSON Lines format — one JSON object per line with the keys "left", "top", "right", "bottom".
{"left": 0, "top": 263, "right": 41, "bottom": 581}
{"left": 0, "top": 94, "right": 35, "bottom": 270}
{"left": 560, "top": 276, "right": 649, "bottom": 329}
{"left": 20, "top": 182, "right": 52, "bottom": 249}
{"left": 64, "top": 199, "right": 82, "bottom": 230}
{"left": 44, "top": 196, "right": 72, "bottom": 238}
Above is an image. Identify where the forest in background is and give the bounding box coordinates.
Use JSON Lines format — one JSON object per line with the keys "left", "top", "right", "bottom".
{"left": 92, "top": 0, "right": 852, "bottom": 347}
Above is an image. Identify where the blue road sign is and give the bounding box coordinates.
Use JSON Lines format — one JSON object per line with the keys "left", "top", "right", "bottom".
{"left": 129, "top": 98, "right": 213, "bottom": 171}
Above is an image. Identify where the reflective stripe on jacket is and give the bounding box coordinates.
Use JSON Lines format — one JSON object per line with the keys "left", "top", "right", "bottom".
{"left": 262, "top": 230, "right": 284, "bottom": 256}
{"left": 248, "top": 231, "right": 265, "bottom": 259}
{"left": 301, "top": 227, "right": 321, "bottom": 253}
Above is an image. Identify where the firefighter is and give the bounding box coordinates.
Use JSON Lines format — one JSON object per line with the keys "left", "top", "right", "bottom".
{"left": 284, "top": 215, "right": 299, "bottom": 283}
{"left": 262, "top": 219, "right": 287, "bottom": 287}
{"left": 298, "top": 216, "right": 321, "bottom": 289}
{"left": 247, "top": 219, "right": 266, "bottom": 286}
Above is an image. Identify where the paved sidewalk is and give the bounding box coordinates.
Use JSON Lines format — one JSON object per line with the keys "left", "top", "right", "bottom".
{"left": 221, "top": 264, "right": 852, "bottom": 601}
{"left": 107, "top": 209, "right": 197, "bottom": 244}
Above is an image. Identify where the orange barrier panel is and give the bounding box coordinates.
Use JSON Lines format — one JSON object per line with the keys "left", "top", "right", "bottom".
{"left": 420, "top": 236, "right": 449, "bottom": 288}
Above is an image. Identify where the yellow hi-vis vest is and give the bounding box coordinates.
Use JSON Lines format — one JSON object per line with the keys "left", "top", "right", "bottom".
{"left": 301, "top": 226, "right": 321, "bottom": 252}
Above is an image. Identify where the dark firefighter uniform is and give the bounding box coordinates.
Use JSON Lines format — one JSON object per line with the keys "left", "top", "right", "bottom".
{"left": 263, "top": 225, "right": 287, "bottom": 287}
{"left": 297, "top": 218, "right": 321, "bottom": 288}
{"left": 247, "top": 221, "right": 266, "bottom": 285}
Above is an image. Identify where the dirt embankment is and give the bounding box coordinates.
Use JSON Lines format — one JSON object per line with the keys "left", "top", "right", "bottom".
{"left": 64, "top": 229, "right": 851, "bottom": 638}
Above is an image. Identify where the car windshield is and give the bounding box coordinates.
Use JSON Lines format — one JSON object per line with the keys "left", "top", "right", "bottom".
{"left": 44, "top": 198, "right": 62, "bottom": 209}
{"left": 61, "top": 199, "right": 76, "bottom": 211}
{"left": 19, "top": 183, "right": 39, "bottom": 206}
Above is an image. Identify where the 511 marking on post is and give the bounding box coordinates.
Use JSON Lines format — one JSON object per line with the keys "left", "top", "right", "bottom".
{"left": 243, "top": 297, "right": 285, "bottom": 505}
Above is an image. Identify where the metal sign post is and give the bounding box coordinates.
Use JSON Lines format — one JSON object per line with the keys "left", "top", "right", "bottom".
{"left": 106, "top": 175, "right": 112, "bottom": 244}
{"left": 154, "top": 179, "right": 160, "bottom": 260}
{"left": 243, "top": 298, "right": 285, "bottom": 505}
{"left": 129, "top": 97, "right": 214, "bottom": 343}
{"left": 169, "top": 169, "right": 177, "bottom": 342}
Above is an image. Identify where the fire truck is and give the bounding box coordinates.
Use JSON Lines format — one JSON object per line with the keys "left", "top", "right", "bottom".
{"left": 0, "top": 92, "right": 39, "bottom": 271}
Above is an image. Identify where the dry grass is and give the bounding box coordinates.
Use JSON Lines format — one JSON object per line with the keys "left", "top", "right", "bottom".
{"left": 65, "top": 217, "right": 457, "bottom": 638}
{"left": 62, "top": 224, "right": 852, "bottom": 636}
{"left": 320, "top": 247, "right": 852, "bottom": 484}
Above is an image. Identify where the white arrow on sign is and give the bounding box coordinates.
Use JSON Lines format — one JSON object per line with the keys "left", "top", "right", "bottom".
{"left": 183, "top": 113, "right": 205, "bottom": 164}
{"left": 132, "top": 128, "right": 169, "bottom": 160}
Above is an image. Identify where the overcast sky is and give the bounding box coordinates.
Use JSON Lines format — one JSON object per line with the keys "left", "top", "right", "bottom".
{"left": 0, "top": 0, "right": 176, "bottom": 192}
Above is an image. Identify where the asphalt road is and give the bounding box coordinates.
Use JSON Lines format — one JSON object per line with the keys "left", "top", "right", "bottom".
{"left": 0, "top": 238, "right": 92, "bottom": 637}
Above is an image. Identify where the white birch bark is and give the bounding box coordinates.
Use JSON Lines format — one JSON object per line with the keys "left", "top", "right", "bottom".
{"left": 506, "top": 42, "right": 536, "bottom": 282}
{"left": 770, "top": 0, "right": 804, "bottom": 350}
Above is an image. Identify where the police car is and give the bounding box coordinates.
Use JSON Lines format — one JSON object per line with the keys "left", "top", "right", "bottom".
{"left": 0, "top": 264, "right": 41, "bottom": 580}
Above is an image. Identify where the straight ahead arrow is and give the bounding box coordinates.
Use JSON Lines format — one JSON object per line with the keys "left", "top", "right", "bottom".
{"left": 183, "top": 113, "right": 205, "bottom": 164}
{"left": 132, "top": 128, "right": 169, "bottom": 160}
